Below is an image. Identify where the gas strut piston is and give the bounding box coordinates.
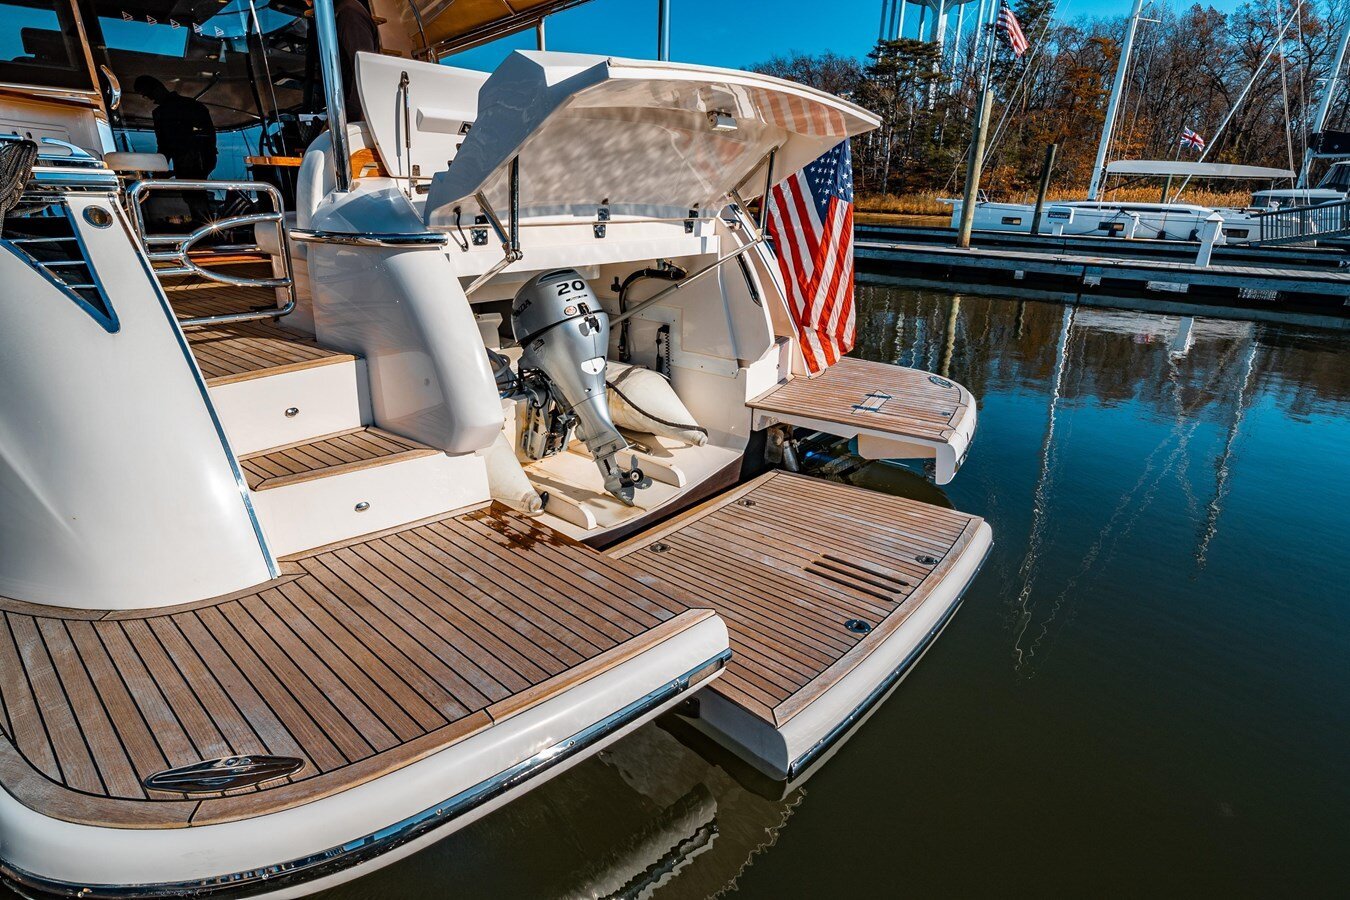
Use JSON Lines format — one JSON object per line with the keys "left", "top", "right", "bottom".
{"left": 510, "top": 269, "right": 644, "bottom": 504}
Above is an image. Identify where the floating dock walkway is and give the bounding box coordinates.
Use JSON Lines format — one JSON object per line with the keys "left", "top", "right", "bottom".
{"left": 855, "top": 224, "right": 1350, "bottom": 319}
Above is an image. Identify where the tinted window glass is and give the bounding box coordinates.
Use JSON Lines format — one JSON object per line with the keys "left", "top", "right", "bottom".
{"left": 0, "top": 0, "right": 93, "bottom": 90}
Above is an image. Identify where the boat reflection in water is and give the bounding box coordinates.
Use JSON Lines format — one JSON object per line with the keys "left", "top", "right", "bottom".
{"left": 318, "top": 725, "right": 804, "bottom": 900}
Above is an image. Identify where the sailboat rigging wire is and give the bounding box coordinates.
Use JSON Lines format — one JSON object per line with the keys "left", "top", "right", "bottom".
{"left": 942, "top": 0, "right": 1069, "bottom": 192}
{"left": 1171, "top": 0, "right": 1304, "bottom": 199}
{"left": 1278, "top": 0, "right": 1297, "bottom": 174}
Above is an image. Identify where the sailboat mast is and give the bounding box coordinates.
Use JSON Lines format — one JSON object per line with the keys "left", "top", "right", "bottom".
{"left": 1087, "top": 0, "right": 1147, "bottom": 200}
{"left": 1297, "top": 13, "right": 1350, "bottom": 188}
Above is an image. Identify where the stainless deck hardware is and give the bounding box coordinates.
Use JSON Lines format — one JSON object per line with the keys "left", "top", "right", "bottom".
{"left": 128, "top": 179, "right": 297, "bottom": 328}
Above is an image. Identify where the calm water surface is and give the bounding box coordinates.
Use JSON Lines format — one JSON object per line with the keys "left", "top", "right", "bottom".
{"left": 327, "top": 286, "right": 1350, "bottom": 898}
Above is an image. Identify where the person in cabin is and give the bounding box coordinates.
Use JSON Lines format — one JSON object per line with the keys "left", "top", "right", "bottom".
{"left": 304, "top": 0, "right": 382, "bottom": 123}
{"left": 132, "top": 75, "right": 217, "bottom": 224}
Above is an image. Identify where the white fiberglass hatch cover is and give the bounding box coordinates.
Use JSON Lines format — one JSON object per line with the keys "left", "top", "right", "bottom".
{"left": 424, "top": 50, "right": 879, "bottom": 228}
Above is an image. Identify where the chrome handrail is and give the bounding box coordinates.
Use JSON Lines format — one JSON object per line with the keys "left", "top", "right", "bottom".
{"left": 128, "top": 179, "right": 297, "bottom": 327}
{"left": 288, "top": 227, "right": 449, "bottom": 247}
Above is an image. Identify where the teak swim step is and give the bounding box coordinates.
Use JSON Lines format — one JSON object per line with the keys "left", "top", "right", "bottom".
{"left": 0, "top": 506, "right": 724, "bottom": 830}
{"left": 748, "top": 358, "right": 977, "bottom": 484}
{"left": 611, "top": 471, "right": 992, "bottom": 780}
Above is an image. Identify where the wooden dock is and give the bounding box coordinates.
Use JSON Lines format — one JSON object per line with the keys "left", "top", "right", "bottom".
{"left": 855, "top": 227, "right": 1350, "bottom": 318}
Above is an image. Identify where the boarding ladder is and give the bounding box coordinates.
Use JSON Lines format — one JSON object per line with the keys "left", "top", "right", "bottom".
{"left": 127, "top": 179, "right": 297, "bottom": 326}
{"left": 1252, "top": 197, "right": 1350, "bottom": 247}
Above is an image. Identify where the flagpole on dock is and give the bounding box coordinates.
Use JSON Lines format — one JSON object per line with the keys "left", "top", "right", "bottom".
{"left": 1086, "top": 0, "right": 1147, "bottom": 201}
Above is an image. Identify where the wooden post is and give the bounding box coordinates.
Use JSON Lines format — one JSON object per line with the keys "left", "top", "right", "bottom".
{"left": 1029, "top": 143, "right": 1058, "bottom": 236}
{"left": 956, "top": 88, "right": 994, "bottom": 249}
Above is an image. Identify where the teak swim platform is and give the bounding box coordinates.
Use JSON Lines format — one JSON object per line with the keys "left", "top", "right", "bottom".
{"left": 0, "top": 507, "right": 722, "bottom": 833}
{"left": 749, "top": 358, "right": 977, "bottom": 485}
{"left": 612, "top": 471, "right": 992, "bottom": 779}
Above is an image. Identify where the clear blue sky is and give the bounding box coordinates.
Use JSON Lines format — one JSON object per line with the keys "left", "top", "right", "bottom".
{"left": 446, "top": 0, "right": 1248, "bottom": 72}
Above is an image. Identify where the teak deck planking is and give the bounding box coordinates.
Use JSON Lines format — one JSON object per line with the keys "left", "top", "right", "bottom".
{"left": 239, "top": 427, "right": 439, "bottom": 490}
{"left": 0, "top": 507, "right": 713, "bottom": 829}
{"left": 611, "top": 471, "right": 982, "bottom": 727}
{"left": 749, "top": 357, "right": 970, "bottom": 444}
{"left": 162, "top": 279, "right": 354, "bottom": 386}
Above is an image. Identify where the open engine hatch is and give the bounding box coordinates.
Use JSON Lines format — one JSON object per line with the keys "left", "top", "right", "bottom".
{"left": 424, "top": 50, "right": 879, "bottom": 228}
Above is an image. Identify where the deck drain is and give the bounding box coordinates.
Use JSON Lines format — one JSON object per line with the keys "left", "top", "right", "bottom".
{"left": 650, "top": 542, "right": 671, "bottom": 553}
{"left": 928, "top": 375, "right": 953, "bottom": 388}
{"left": 844, "top": 619, "right": 873, "bottom": 635}
{"left": 915, "top": 554, "right": 938, "bottom": 565}
{"left": 737, "top": 498, "right": 756, "bottom": 507}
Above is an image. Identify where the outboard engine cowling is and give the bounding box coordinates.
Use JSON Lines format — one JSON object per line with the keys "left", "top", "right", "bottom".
{"left": 511, "top": 269, "right": 642, "bottom": 504}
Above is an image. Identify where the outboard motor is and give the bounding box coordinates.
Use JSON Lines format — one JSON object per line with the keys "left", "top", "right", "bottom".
{"left": 511, "top": 269, "right": 643, "bottom": 504}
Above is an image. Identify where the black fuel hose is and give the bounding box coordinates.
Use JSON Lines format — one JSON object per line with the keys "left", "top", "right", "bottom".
{"left": 617, "top": 265, "right": 686, "bottom": 361}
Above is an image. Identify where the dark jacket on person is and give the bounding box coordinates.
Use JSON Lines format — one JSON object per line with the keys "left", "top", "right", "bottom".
{"left": 335, "top": 0, "right": 380, "bottom": 122}
{"left": 151, "top": 91, "right": 216, "bottom": 177}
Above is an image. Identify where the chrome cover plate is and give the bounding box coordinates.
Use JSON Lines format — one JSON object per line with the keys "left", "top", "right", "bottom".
{"left": 143, "top": 755, "right": 304, "bottom": 793}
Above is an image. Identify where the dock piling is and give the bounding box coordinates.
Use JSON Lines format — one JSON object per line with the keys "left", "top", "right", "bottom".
{"left": 956, "top": 88, "right": 994, "bottom": 249}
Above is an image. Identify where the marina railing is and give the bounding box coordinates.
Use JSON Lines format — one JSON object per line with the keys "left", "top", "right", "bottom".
{"left": 1253, "top": 198, "right": 1350, "bottom": 246}
{"left": 127, "top": 180, "right": 297, "bottom": 327}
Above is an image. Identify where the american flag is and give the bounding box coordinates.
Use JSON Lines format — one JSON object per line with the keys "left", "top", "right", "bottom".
{"left": 1179, "top": 126, "right": 1206, "bottom": 151}
{"left": 999, "top": 2, "right": 1030, "bottom": 57}
{"left": 765, "top": 141, "right": 856, "bottom": 374}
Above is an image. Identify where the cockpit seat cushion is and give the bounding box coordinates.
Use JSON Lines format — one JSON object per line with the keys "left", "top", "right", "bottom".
{"left": 104, "top": 152, "right": 170, "bottom": 173}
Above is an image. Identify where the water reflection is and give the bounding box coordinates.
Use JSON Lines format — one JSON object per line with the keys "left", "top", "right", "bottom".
{"left": 327, "top": 285, "right": 1350, "bottom": 898}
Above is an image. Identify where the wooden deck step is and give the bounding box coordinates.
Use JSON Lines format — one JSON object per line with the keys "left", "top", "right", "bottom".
{"left": 611, "top": 471, "right": 991, "bottom": 779}
{"left": 748, "top": 357, "right": 977, "bottom": 484}
{"left": 184, "top": 319, "right": 354, "bottom": 386}
{"left": 239, "top": 428, "right": 439, "bottom": 491}
{"left": 0, "top": 507, "right": 718, "bottom": 829}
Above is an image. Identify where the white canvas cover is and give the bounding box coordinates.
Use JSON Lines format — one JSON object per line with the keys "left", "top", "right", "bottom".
{"left": 1105, "top": 160, "right": 1294, "bottom": 180}
{"left": 423, "top": 51, "right": 878, "bottom": 228}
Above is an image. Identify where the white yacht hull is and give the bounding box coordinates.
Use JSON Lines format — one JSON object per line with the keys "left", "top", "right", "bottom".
{"left": 948, "top": 200, "right": 1264, "bottom": 243}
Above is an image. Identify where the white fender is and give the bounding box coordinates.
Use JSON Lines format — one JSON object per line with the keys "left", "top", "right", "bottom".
{"left": 607, "top": 362, "right": 707, "bottom": 447}
{"left": 485, "top": 431, "right": 544, "bottom": 514}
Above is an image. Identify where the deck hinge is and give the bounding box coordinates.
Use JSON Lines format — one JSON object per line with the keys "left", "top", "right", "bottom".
{"left": 594, "top": 206, "right": 609, "bottom": 239}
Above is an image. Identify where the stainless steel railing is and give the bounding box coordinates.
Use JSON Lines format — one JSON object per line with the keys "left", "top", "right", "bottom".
{"left": 1254, "top": 197, "right": 1350, "bottom": 245}
{"left": 127, "top": 179, "right": 297, "bottom": 327}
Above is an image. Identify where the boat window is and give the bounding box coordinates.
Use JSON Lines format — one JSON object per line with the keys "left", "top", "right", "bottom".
{"left": 1317, "top": 163, "right": 1350, "bottom": 192}
{"left": 0, "top": 0, "right": 94, "bottom": 91}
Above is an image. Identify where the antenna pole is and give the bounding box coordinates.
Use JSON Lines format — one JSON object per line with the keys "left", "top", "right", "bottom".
{"left": 1087, "top": 0, "right": 1146, "bottom": 200}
